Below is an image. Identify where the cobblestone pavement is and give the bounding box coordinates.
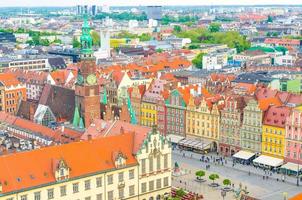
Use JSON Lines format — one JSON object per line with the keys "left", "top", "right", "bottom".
{"left": 172, "top": 149, "right": 302, "bottom": 200}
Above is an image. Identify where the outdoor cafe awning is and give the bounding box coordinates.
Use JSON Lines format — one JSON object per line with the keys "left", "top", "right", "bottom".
{"left": 166, "top": 134, "right": 185, "bottom": 144}
{"left": 232, "top": 150, "right": 255, "bottom": 160}
{"left": 281, "top": 162, "right": 302, "bottom": 172}
{"left": 253, "top": 155, "right": 283, "bottom": 168}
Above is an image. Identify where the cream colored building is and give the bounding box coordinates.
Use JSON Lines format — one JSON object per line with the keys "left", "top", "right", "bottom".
{"left": 0, "top": 127, "right": 171, "bottom": 200}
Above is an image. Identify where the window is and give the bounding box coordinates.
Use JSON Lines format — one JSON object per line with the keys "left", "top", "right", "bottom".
{"left": 149, "top": 157, "right": 153, "bottom": 172}
{"left": 156, "top": 178, "right": 161, "bottom": 189}
{"left": 73, "top": 183, "right": 79, "bottom": 193}
{"left": 149, "top": 180, "right": 154, "bottom": 191}
{"left": 164, "top": 154, "right": 168, "bottom": 169}
{"left": 141, "top": 182, "right": 147, "bottom": 193}
{"left": 129, "top": 169, "right": 134, "bottom": 179}
{"left": 157, "top": 155, "right": 161, "bottom": 171}
{"left": 85, "top": 180, "right": 91, "bottom": 190}
{"left": 118, "top": 172, "right": 124, "bottom": 182}
{"left": 96, "top": 193, "right": 103, "bottom": 200}
{"left": 20, "top": 195, "right": 27, "bottom": 200}
{"left": 34, "top": 192, "right": 41, "bottom": 200}
{"left": 141, "top": 159, "right": 146, "bottom": 174}
{"left": 129, "top": 185, "right": 135, "bottom": 196}
{"left": 118, "top": 188, "right": 124, "bottom": 198}
{"left": 108, "top": 190, "right": 114, "bottom": 200}
{"left": 164, "top": 177, "right": 169, "bottom": 187}
{"left": 60, "top": 185, "right": 66, "bottom": 196}
{"left": 107, "top": 174, "right": 113, "bottom": 185}
{"left": 47, "top": 188, "right": 54, "bottom": 199}
{"left": 96, "top": 177, "right": 102, "bottom": 187}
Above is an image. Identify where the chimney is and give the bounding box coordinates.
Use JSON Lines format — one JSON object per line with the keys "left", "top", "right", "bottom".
{"left": 0, "top": 181, "right": 2, "bottom": 193}
{"left": 120, "top": 126, "right": 124, "bottom": 134}
{"left": 197, "top": 86, "right": 202, "bottom": 95}
{"left": 87, "top": 134, "right": 92, "bottom": 141}
{"left": 61, "top": 126, "right": 65, "bottom": 133}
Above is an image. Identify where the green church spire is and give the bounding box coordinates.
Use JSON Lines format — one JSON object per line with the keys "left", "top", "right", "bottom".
{"left": 72, "top": 106, "right": 80, "bottom": 127}
{"left": 80, "top": 14, "right": 93, "bottom": 58}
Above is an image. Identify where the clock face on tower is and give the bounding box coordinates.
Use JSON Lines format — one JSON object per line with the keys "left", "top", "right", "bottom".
{"left": 86, "top": 74, "right": 97, "bottom": 85}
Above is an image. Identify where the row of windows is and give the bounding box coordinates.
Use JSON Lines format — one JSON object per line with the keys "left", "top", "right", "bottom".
{"left": 141, "top": 177, "right": 169, "bottom": 193}
{"left": 14, "top": 177, "right": 103, "bottom": 200}
{"left": 107, "top": 169, "right": 135, "bottom": 184}
{"left": 141, "top": 155, "right": 169, "bottom": 174}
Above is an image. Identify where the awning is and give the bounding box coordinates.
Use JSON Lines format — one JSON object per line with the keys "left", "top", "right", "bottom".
{"left": 253, "top": 155, "right": 283, "bottom": 167}
{"left": 233, "top": 150, "right": 255, "bottom": 160}
{"left": 166, "top": 134, "right": 185, "bottom": 144}
{"left": 281, "top": 162, "right": 302, "bottom": 172}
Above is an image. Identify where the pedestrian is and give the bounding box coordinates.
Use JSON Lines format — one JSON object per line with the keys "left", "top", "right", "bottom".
{"left": 263, "top": 176, "right": 265, "bottom": 180}
{"left": 248, "top": 171, "right": 251, "bottom": 176}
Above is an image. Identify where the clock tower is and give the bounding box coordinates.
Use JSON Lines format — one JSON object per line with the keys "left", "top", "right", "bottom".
{"left": 73, "top": 15, "right": 100, "bottom": 128}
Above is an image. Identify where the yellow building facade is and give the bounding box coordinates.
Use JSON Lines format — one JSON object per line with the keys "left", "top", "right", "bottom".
{"left": 262, "top": 125, "right": 285, "bottom": 159}
{"left": 186, "top": 97, "right": 220, "bottom": 148}
{"left": 140, "top": 102, "right": 157, "bottom": 127}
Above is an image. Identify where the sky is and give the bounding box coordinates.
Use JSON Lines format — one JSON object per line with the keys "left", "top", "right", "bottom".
{"left": 1, "top": 0, "right": 302, "bottom": 7}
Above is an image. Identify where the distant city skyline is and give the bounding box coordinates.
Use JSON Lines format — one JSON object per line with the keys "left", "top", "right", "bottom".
{"left": 1, "top": 0, "right": 302, "bottom": 7}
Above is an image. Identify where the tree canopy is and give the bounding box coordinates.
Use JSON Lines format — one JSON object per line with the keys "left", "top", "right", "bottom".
{"left": 209, "top": 174, "right": 219, "bottom": 183}
{"left": 195, "top": 170, "right": 205, "bottom": 178}
{"left": 175, "top": 28, "right": 251, "bottom": 53}
{"left": 192, "top": 53, "right": 206, "bottom": 69}
{"left": 223, "top": 179, "right": 231, "bottom": 186}
{"left": 208, "top": 22, "right": 221, "bottom": 33}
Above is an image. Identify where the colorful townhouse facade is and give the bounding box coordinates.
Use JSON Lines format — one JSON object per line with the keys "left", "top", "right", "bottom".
{"left": 186, "top": 96, "right": 220, "bottom": 151}
{"left": 262, "top": 106, "right": 291, "bottom": 159}
{"left": 285, "top": 106, "right": 302, "bottom": 164}
{"left": 0, "top": 73, "right": 26, "bottom": 115}
{"left": 240, "top": 98, "right": 263, "bottom": 154}
{"left": 141, "top": 80, "right": 166, "bottom": 127}
{"left": 165, "top": 89, "right": 187, "bottom": 137}
{"left": 219, "top": 96, "right": 246, "bottom": 156}
{"left": 128, "top": 84, "right": 146, "bottom": 123}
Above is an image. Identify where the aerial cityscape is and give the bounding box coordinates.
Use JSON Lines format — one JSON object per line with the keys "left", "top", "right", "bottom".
{"left": 0, "top": 1, "right": 302, "bottom": 200}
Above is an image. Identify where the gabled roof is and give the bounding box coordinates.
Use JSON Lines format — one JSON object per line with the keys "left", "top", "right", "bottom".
{"left": 263, "top": 106, "right": 291, "bottom": 128}
{"left": 0, "top": 73, "right": 22, "bottom": 87}
{"left": 0, "top": 133, "right": 137, "bottom": 194}
{"left": 82, "top": 120, "right": 151, "bottom": 154}
{"left": 39, "top": 84, "right": 75, "bottom": 122}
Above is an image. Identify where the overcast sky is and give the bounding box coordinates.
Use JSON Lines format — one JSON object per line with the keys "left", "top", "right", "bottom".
{"left": 1, "top": 0, "right": 302, "bottom": 7}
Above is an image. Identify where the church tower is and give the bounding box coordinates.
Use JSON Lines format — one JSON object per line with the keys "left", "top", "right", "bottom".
{"left": 73, "top": 15, "right": 100, "bottom": 128}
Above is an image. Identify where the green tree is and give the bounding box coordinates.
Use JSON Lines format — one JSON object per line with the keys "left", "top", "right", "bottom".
{"left": 138, "top": 33, "right": 151, "bottom": 41}
{"left": 90, "top": 30, "right": 100, "bottom": 46}
{"left": 173, "top": 25, "right": 182, "bottom": 33}
{"left": 175, "top": 188, "right": 186, "bottom": 197}
{"left": 208, "top": 23, "right": 221, "bottom": 33}
{"left": 192, "top": 53, "right": 206, "bottom": 69}
{"left": 117, "top": 30, "right": 137, "bottom": 39}
{"left": 72, "top": 37, "right": 81, "bottom": 48}
{"left": 223, "top": 179, "right": 231, "bottom": 187}
{"left": 195, "top": 170, "right": 205, "bottom": 180}
{"left": 156, "top": 48, "right": 163, "bottom": 53}
{"left": 209, "top": 174, "right": 219, "bottom": 184}
{"left": 188, "top": 44, "right": 200, "bottom": 49}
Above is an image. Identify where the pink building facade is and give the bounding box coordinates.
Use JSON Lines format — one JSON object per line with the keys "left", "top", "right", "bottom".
{"left": 285, "top": 108, "right": 302, "bottom": 164}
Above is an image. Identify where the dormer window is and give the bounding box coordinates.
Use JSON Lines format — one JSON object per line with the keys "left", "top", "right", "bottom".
{"left": 113, "top": 151, "right": 127, "bottom": 169}
{"left": 54, "top": 159, "right": 70, "bottom": 182}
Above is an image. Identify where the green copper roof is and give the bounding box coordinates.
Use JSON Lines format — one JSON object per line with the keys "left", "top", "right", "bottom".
{"left": 72, "top": 106, "right": 80, "bottom": 127}
{"left": 79, "top": 117, "right": 85, "bottom": 129}
{"left": 80, "top": 14, "right": 93, "bottom": 55}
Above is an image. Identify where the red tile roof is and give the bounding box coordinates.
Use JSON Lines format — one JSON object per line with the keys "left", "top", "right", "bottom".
{"left": 263, "top": 106, "right": 291, "bottom": 128}
{"left": 82, "top": 120, "right": 151, "bottom": 154}
{"left": 0, "top": 133, "right": 137, "bottom": 194}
